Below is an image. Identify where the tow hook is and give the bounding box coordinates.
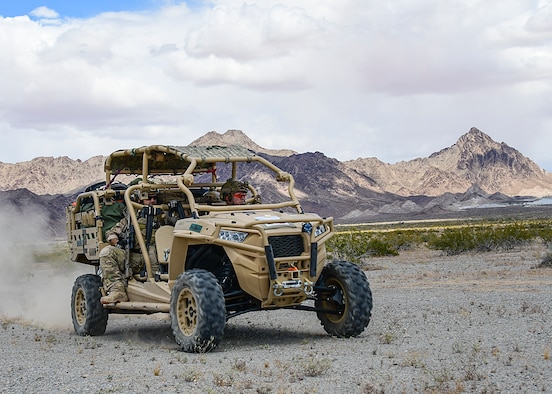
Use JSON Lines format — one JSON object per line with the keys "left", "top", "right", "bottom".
{"left": 273, "top": 280, "right": 315, "bottom": 297}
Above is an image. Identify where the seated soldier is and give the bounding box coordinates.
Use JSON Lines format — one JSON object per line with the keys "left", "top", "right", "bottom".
{"left": 220, "top": 179, "right": 249, "bottom": 205}
{"left": 136, "top": 192, "right": 162, "bottom": 278}
{"left": 99, "top": 233, "right": 128, "bottom": 304}
{"left": 105, "top": 192, "right": 162, "bottom": 280}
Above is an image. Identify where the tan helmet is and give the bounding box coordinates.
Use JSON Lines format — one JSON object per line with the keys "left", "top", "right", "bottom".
{"left": 220, "top": 178, "right": 248, "bottom": 201}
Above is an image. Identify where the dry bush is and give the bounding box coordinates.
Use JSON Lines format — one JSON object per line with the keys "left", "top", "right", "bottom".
{"left": 539, "top": 250, "right": 552, "bottom": 267}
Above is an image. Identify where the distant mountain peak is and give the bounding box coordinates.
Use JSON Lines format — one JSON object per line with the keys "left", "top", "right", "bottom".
{"left": 455, "top": 127, "right": 499, "bottom": 153}
{"left": 191, "top": 130, "right": 253, "bottom": 147}
{"left": 190, "top": 129, "right": 296, "bottom": 157}
{"left": 467, "top": 126, "right": 490, "bottom": 138}
{"left": 349, "top": 127, "right": 552, "bottom": 197}
{"left": 452, "top": 127, "right": 540, "bottom": 177}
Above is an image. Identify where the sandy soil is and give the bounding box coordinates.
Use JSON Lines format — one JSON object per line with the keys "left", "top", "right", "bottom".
{"left": 1, "top": 244, "right": 552, "bottom": 393}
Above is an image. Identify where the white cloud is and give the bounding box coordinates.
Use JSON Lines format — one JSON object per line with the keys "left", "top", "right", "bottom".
{"left": 184, "top": 4, "right": 322, "bottom": 60}
{"left": 526, "top": 1, "right": 552, "bottom": 32}
{"left": 30, "top": 6, "right": 59, "bottom": 19}
{"left": 0, "top": 0, "right": 551, "bottom": 173}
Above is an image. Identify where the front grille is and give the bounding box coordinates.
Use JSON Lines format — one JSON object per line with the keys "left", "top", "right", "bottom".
{"left": 268, "top": 235, "right": 304, "bottom": 258}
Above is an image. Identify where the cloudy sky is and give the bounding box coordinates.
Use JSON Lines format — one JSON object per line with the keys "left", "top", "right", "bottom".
{"left": 1, "top": 1, "right": 551, "bottom": 171}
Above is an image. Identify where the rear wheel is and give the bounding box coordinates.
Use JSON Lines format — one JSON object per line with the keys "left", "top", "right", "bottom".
{"left": 71, "top": 274, "right": 108, "bottom": 336}
{"left": 170, "top": 269, "right": 226, "bottom": 353}
{"left": 315, "top": 261, "right": 372, "bottom": 337}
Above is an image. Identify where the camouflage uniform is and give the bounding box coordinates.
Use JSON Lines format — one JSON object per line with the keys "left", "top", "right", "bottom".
{"left": 99, "top": 244, "right": 128, "bottom": 302}
{"left": 106, "top": 215, "right": 128, "bottom": 241}
{"left": 137, "top": 210, "right": 162, "bottom": 276}
{"left": 106, "top": 208, "right": 161, "bottom": 277}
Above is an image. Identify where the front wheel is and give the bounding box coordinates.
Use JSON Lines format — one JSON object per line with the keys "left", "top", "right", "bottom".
{"left": 170, "top": 269, "right": 226, "bottom": 353}
{"left": 315, "top": 261, "right": 372, "bottom": 337}
{"left": 71, "top": 274, "right": 108, "bottom": 336}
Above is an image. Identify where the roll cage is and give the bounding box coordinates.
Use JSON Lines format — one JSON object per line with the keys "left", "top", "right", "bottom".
{"left": 103, "top": 145, "right": 304, "bottom": 218}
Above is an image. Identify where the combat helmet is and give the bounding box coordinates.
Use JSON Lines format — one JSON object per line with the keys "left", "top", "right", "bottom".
{"left": 220, "top": 178, "right": 248, "bottom": 201}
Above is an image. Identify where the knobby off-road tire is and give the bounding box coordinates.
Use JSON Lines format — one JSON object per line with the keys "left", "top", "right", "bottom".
{"left": 170, "top": 269, "right": 226, "bottom": 353}
{"left": 315, "top": 261, "right": 372, "bottom": 337}
{"left": 71, "top": 274, "right": 109, "bottom": 336}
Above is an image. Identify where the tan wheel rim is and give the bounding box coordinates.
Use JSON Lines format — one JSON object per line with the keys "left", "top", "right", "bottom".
{"left": 176, "top": 288, "right": 197, "bottom": 336}
{"left": 322, "top": 278, "right": 347, "bottom": 323}
{"left": 74, "top": 288, "right": 87, "bottom": 325}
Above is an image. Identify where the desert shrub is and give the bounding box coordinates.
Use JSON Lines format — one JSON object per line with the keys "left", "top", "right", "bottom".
{"left": 379, "top": 230, "right": 424, "bottom": 252}
{"left": 327, "top": 230, "right": 371, "bottom": 263}
{"left": 428, "top": 227, "right": 478, "bottom": 255}
{"left": 535, "top": 223, "right": 552, "bottom": 246}
{"left": 328, "top": 230, "right": 401, "bottom": 262}
{"left": 427, "top": 223, "right": 535, "bottom": 255}
{"left": 332, "top": 219, "right": 552, "bottom": 259}
{"left": 365, "top": 237, "right": 399, "bottom": 257}
{"left": 493, "top": 223, "right": 532, "bottom": 250}
{"left": 539, "top": 250, "right": 552, "bottom": 267}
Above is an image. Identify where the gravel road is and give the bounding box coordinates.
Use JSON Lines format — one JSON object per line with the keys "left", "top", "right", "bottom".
{"left": 1, "top": 245, "right": 551, "bottom": 393}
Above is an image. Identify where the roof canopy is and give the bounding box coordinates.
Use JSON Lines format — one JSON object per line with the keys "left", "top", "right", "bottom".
{"left": 104, "top": 145, "right": 257, "bottom": 175}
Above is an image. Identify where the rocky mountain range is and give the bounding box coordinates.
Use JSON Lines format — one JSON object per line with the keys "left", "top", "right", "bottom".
{"left": 348, "top": 128, "right": 552, "bottom": 197}
{"left": 1, "top": 127, "right": 551, "bottom": 237}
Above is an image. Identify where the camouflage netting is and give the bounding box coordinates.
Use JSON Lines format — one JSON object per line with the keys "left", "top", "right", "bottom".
{"left": 105, "top": 145, "right": 256, "bottom": 175}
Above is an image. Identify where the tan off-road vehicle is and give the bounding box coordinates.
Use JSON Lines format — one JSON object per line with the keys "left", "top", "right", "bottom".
{"left": 67, "top": 145, "right": 372, "bottom": 352}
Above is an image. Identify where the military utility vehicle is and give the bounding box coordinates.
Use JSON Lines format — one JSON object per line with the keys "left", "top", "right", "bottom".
{"left": 68, "top": 145, "right": 372, "bottom": 352}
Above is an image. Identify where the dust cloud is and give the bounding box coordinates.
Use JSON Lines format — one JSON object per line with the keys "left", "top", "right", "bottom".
{"left": 0, "top": 206, "right": 91, "bottom": 330}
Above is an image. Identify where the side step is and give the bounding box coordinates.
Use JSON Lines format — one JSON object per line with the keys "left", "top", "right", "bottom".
{"left": 103, "top": 301, "right": 170, "bottom": 313}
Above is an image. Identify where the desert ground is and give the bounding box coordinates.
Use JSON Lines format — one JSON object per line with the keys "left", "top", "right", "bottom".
{"left": 1, "top": 244, "right": 551, "bottom": 393}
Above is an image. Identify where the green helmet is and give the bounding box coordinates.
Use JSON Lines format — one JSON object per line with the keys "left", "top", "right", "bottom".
{"left": 220, "top": 179, "right": 248, "bottom": 200}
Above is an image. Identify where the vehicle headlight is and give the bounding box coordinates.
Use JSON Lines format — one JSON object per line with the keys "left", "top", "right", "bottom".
{"left": 219, "top": 230, "right": 248, "bottom": 243}
{"left": 302, "top": 223, "right": 327, "bottom": 236}
{"left": 314, "top": 225, "right": 327, "bottom": 237}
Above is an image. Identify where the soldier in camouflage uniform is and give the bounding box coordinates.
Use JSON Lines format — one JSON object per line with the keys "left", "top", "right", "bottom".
{"left": 220, "top": 178, "right": 249, "bottom": 205}
{"left": 136, "top": 193, "right": 162, "bottom": 277}
{"left": 105, "top": 193, "right": 161, "bottom": 280}
{"left": 100, "top": 233, "right": 128, "bottom": 304}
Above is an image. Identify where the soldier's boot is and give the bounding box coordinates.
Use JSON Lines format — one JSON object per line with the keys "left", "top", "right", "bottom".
{"left": 100, "top": 291, "right": 128, "bottom": 304}
{"left": 100, "top": 283, "right": 128, "bottom": 304}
